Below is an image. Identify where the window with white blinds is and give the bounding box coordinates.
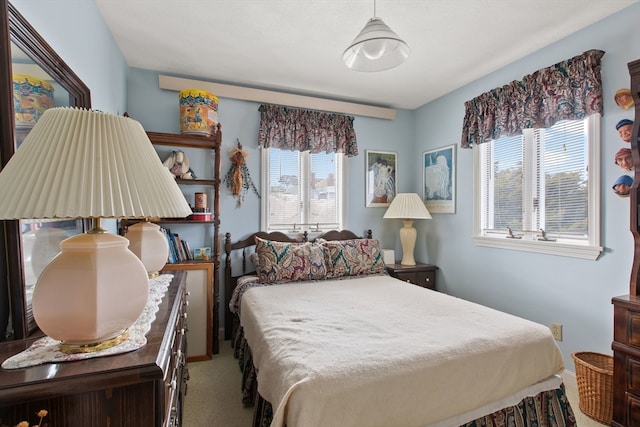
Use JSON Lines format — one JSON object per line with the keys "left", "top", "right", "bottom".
{"left": 261, "top": 148, "right": 344, "bottom": 233}
{"left": 473, "top": 115, "right": 602, "bottom": 260}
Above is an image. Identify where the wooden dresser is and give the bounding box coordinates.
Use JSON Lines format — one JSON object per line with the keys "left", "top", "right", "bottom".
{"left": 613, "top": 58, "right": 640, "bottom": 427}
{"left": 0, "top": 271, "right": 188, "bottom": 427}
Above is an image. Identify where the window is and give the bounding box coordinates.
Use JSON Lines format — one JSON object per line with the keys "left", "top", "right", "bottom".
{"left": 261, "top": 148, "right": 346, "bottom": 233}
{"left": 473, "top": 115, "right": 602, "bottom": 260}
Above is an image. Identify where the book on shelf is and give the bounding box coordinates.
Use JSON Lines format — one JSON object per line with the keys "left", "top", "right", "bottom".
{"left": 174, "top": 233, "right": 187, "bottom": 261}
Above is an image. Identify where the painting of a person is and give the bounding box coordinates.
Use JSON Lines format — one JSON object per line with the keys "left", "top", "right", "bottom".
{"left": 370, "top": 157, "right": 395, "bottom": 204}
{"left": 425, "top": 153, "right": 451, "bottom": 200}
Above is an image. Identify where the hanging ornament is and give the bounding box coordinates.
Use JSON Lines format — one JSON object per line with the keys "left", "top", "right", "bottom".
{"left": 223, "top": 139, "right": 260, "bottom": 207}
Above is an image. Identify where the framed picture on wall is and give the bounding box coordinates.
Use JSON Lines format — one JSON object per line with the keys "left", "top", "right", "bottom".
{"left": 423, "top": 145, "right": 456, "bottom": 213}
{"left": 365, "top": 150, "right": 397, "bottom": 207}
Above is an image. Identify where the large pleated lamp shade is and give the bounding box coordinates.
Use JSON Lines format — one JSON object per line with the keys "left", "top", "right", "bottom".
{"left": 343, "top": 17, "right": 410, "bottom": 72}
{"left": 0, "top": 107, "right": 192, "bottom": 351}
{"left": 383, "top": 193, "right": 431, "bottom": 266}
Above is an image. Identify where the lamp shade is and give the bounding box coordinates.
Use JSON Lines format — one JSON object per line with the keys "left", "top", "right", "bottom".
{"left": 0, "top": 107, "right": 191, "bottom": 349}
{"left": 383, "top": 193, "right": 431, "bottom": 220}
{"left": 343, "top": 17, "right": 410, "bottom": 72}
{"left": 0, "top": 107, "right": 192, "bottom": 220}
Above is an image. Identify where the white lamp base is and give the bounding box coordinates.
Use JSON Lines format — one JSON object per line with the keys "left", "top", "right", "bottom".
{"left": 399, "top": 219, "right": 417, "bottom": 266}
{"left": 125, "top": 221, "right": 169, "bottom": 277}
{"left": 32, "top": 230, "right": 149, "bottom": 346}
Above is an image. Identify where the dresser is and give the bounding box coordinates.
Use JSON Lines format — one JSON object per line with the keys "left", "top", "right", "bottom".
{"left": 0, "top": 271, "right": 188, "bottom": 427}
{"left": 613, "top": 294, "right": 640, "bottom": 426}
{"left": 612, "top": 57, "right": 640, "bottom": 427}
{"left": 386, "top": 263, "right": 438, "bottom": 290}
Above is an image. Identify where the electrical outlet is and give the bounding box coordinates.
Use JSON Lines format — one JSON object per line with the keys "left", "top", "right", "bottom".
{"left": 550, "top": 323, "right": 563, "bottom": 341}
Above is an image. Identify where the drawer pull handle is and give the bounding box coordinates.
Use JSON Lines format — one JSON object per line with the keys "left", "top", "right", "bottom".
{"left": 425, "top": 277, "right": 430, "bottom": 282}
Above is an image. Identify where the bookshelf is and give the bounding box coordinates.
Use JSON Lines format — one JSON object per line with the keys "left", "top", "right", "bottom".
{"left": 121, "top": 126, "right": 221, "bottom": 355}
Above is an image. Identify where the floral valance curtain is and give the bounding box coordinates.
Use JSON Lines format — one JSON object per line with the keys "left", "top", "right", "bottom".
{"left": 258, "top": 104, "right": 358, "bottom": 157}
{"left": 460, "top": 49, "right": 605, "bottom": 148}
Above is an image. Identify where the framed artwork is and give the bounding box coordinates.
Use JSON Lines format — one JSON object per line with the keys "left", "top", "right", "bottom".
{"left": 423, "top": 145, "right": 456, "bottom": 213}
{"left": 366, "top": 150, "right": 397, "bottom": 207}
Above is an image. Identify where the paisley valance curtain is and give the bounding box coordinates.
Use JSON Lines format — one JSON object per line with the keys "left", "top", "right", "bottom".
{"left": 258, "top": 104, "right": 358, "bottom": 157}
{"left": 460, "top": 49, "right": 604, "bottom": 148}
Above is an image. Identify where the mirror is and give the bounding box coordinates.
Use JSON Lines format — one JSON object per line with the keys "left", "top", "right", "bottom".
{"left": 0, "top": 0, "right": 91, "bottom": 339}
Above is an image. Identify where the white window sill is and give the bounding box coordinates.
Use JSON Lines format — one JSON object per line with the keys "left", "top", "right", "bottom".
{"left": 472, "top": 236, "right": 602, "bottom": 260}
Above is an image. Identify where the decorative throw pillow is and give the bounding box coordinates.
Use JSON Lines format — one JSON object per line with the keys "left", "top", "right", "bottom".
{"left": 320, "top": 238, "right": 385, "bottom": 278}
{"left": 254, "top": 237, "right": 327, "bottom": 283}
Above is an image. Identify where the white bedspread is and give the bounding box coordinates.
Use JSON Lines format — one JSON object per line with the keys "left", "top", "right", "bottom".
{"left": 241, "top": 275, "right": 565, "bottom": 427}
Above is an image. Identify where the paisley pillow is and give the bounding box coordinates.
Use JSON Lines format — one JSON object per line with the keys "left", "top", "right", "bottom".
{"left": 319, "top": 238, "right": 385, "bottom": 278}
{"left": 254, "top": 237, "right": 327, "bottom": 283}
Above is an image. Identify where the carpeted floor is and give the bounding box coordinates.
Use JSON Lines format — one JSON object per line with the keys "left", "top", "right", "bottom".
{"left": 184, "top": 342, "right": 605, "bottom": 426}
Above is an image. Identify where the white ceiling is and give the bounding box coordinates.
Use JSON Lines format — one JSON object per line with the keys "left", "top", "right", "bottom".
{"left": 95, "top": 0, "right": 638, "bottom": 110}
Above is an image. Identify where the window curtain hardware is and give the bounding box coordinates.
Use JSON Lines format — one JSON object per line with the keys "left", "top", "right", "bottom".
{"left": 461, "top": 49, "right": 604, "bottom": 148}
{"left": 258, "top": 104, "right": 359, "bottom": 156}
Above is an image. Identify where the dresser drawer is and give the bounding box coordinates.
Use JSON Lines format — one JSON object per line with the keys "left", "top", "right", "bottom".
{"left": 626, "top": 391, "right": 640, "bottom": 427}
{"left": 393, "top": 271, "right": 435, "bottom": 290}
{"left": 614, "top": 304, "right": 640, "bottom": 349}
{"left": 386, "top": 263, "right": 438, "bottom": 290}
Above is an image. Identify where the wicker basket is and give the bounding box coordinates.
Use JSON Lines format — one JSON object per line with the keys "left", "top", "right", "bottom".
{"left": 571, "top": 352, "right": 613, "bottom": 425}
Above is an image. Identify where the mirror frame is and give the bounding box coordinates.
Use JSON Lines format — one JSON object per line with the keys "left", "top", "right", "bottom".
{"left": 0, "top": 0, "right": 91, "bottom": 339}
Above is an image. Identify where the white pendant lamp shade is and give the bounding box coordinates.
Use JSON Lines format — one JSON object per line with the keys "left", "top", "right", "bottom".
{"left": 343, "top": 17, "right": 410, "bottom": 72}
{"left": 0, "top": 107, "right": 192, "bottom": 349}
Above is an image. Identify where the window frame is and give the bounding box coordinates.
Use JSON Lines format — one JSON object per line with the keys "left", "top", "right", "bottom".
{"left": 472, "top": 114, "right": 602, "bottom": 260}
{"left": 260, "top": 148, "right": 348, "bottom": 234}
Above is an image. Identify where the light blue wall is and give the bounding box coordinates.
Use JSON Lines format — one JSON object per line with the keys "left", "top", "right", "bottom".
{"left": 126, "top": 68, "right": 415, "bottom": 319}
{"left": 413, "top": 3, "right": 640, "bottom": 368}
{"left": 10, "top": 0, "right": 640, "bottom": 370}
{"left": 11, "top": 0, "right": 127, "bottom": 112}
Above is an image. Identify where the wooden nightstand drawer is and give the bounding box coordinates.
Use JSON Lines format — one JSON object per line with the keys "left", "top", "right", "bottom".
{"left": 386, "top": 263, "right": 438, "bottom": 290}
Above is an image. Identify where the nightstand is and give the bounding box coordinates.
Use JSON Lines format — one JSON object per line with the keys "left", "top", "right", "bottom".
{"left": 386, "top": 263, "right": 439, "bottom": 290}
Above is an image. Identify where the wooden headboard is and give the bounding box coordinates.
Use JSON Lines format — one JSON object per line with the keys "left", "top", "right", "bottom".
{"left": 223, "top": 229, "right": 372, "bottom": 340}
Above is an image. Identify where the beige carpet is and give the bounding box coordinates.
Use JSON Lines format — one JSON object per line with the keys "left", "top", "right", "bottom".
{"left": 184, "top": 342, "right": 605, "bottom": 426}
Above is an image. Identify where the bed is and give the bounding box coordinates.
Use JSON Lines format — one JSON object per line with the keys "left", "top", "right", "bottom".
{"left": 224, "top": 230, "right": 576, "bottom": 427}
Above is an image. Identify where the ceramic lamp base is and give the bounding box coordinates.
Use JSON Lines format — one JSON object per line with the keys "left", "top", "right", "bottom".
{"left": 32, "top": 231, "right": 149, "bottom": 345}
{"left": 125, "top": 221, "right": 169, "bottom": 277}
{"left": 399, "top": 219, "right": 417, "bottom": 266}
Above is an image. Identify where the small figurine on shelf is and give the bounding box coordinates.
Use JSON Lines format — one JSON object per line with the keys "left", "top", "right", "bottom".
{"left": 615, "top": 148, "right": 634, "bottom": 171}
{"left": 616, "top": 119, "right": 634, "bottom": 143}
{"left": 223, "top": 139, "right": 260, "bottom": 208}
{"left": 163, "top": 150, "right": 196, "bottom": 179}
{"left": 613, "top": 175, "right": 633, "bottom": 197}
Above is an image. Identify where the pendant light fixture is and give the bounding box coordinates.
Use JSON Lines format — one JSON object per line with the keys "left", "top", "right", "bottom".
{"left": 342, "top": 0, "right": 410, "bottom": 72}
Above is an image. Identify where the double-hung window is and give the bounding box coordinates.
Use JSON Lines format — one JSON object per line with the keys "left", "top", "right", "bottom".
{"left": 473, "top": 115, "right": 602, "bottom": 260}
{"left": 261, "top": 148, "right": 345, "bottom": 233}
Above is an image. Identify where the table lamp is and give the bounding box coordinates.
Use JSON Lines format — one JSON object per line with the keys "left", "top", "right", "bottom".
{"left": 0, "top": 107, "right": 192, "bottom": 351}
{"left": 383, "top": 193, "right": 431, "bottom": 265}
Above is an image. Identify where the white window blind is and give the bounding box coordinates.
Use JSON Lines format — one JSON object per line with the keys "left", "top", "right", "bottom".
{"left": 474, "top": 115, "right": 601, "bottom": 259}
{"left": 482, "top": 119, "right": 587, "bottom": 237}
{"left": 262, "top": 148, "right": 344, "bottom": 232}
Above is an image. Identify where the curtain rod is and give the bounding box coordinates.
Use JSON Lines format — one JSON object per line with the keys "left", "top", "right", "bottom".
{"left": 158, "top": 75, "right": 396, "bottom": 120}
